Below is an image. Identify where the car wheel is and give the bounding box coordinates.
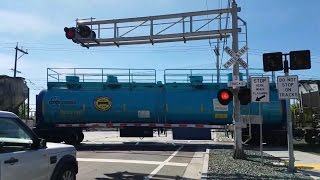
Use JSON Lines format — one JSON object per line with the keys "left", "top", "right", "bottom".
{"left": 53, "top": 164, "right": 76, "bottom": 180}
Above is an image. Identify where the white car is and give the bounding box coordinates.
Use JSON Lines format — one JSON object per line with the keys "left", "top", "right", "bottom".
{"left": 0, "top": 111, "right": 78, "bottom": 180}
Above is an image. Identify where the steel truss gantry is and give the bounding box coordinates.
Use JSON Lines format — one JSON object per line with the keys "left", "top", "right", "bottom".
{"left": 75, "top": 7, "right": 240, "bottom": 48}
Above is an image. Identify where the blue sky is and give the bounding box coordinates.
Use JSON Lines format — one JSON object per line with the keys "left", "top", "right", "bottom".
{"left": 0, "top": 0, "right": 319, "bottom": 110}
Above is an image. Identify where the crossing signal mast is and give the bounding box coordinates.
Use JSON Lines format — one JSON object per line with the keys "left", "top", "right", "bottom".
{"left": 65, "top": 1, "right": 246, "bottom": 159}
{"left": 64, "top": 7, "right": 240, "bottom": 48}
{"left": 263, "top": 50, "right": 311, "bottom": 172}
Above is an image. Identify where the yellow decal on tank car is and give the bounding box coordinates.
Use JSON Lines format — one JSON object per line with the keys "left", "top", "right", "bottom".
{"left": 94, "top": 97, "right": 112, "bottom": 111}
{"left": 215, "top": 114, "right": 228, "bottom": 119}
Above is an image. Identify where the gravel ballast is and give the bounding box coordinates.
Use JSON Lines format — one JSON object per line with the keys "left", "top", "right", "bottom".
{"left": 207, "top": 149, "right": 311, "bottom": 179}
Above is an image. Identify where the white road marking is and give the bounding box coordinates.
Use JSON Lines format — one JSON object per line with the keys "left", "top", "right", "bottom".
{"left": 77, "top": 158, "right": 188, "bottom": 167}
{"left": 148, "top": 145, "right": 184, "bottom": 179}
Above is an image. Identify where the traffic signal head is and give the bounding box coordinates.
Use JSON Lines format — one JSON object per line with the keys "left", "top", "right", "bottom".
{"left": 77, "top": 25, "right": 96, "bottom": 38}
{"left": 263, "top": 52, "right": 283, "bottom": 72}
{"left": 64, "top": 27, "right": 76, "bottom": 39}
{"left": 289, "top": 50, "right": 311, "bottom": 70}
{"left": 217, "top": 89, "right": 233, "bottom": 105}
{"left": 64, "top": 26, "right": 96, "bottom": 41}
{"left": 238, "top": 88, "right": 251, "bottom": 105}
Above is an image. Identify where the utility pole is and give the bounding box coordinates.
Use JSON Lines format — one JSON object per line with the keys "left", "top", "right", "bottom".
{"left": 14, "top": 43, "right": 28, "bottom": 78}
{"left": 231, "top": 0, "right": 245, "bottom": 159}
{"left": 214, "top": 43, "right": 220, "bottom": 83}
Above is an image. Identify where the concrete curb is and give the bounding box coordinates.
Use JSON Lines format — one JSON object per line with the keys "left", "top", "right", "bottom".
{"left": 201, "top": 148, "right": 210, "bottom": 180}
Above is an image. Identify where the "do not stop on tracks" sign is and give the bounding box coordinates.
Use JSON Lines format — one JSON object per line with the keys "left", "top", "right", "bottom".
{"left": 277, "top": 75, "right": 299, "bottom": 99}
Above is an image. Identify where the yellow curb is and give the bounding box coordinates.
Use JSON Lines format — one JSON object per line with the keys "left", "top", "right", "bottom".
{"left": 295, "top": 164, "right": 320, "bottom": 170}
{"left": 283, "top": 161, "right": 320, "bottom": 170}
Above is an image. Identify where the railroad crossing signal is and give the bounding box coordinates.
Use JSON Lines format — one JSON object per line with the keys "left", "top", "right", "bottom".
{"left": 223, "top": 46, "right": 248, "bottom": 69}
{"left": 64, "top": 27, "right": 76, "bottom": 39}
{"left": 77, "top": 25, "right": 96, "bottom": 38}
{"left": 217, "top": 87, "right": 251, "bottom": 105}
{"left": 263, "top": 50, "right": 311, "bottom": 72}
{"left": 263, "top": 52, "right": 283, "bottom": 72}
{"left": 64, "top": 25, "right": 96, "bottom": 45}
{"left": 217, "top": 89, "right": 233, "bottom": 105}
{"left": 289, "top": 50, "right": 311, "bottom": 70}
{"left": 238, "top": 88, "right": 251, "bottom": 105}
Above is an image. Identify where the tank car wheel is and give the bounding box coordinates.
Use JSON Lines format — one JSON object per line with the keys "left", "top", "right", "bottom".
{"left": 64, "top": 132, "right": 79, "bottom": 145}
{"left": 52, "top": 136, "right": 63, "bottom": 143}
{"left": 76, "top": 131, "right": 84, "bottom": 144}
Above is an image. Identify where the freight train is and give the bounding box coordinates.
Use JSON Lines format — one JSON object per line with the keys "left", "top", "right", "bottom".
{"left": 34, "top": 68, "right": 288, "bottom": 145}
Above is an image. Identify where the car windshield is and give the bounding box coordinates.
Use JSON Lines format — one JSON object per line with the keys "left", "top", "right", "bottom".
{"left": 0, "top": 117, "right": 32, "bottom": 144}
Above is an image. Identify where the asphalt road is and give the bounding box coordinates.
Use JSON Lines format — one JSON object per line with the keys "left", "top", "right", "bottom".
{"left": 75, "top": 131, "right": 219, "bottom": 180}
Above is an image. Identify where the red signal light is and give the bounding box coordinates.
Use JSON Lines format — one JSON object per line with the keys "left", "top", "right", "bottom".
{"left": 220, "top": 91, "right": 230, "bottom": 100}
{"left": 64, "top": 27, "right": 76, "bottom": 39}
{"left": 67, "top": 30, "right": 75, "bottom": 39}
{"left": 217, "top": 89, "right": 233, "bottom": 105}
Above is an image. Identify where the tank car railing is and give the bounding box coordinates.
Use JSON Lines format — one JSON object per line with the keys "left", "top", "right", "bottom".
{"left": 47, "top": 68, "right": 157, "bottom": 84}
{"left": 47, "top": 68, "right": 276, "bottom": 85}
{"left": 47, "top": 68, "right": 61, "bottom": 82}
{"left": 163, "top": 69, "right": 249, "bottom": 83}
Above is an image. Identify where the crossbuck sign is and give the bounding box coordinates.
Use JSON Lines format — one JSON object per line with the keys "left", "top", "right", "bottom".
{"left": 223, "top": 46, "right": 248, "bottom": 69}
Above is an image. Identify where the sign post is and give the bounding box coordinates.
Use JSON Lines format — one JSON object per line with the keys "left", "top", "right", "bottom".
{"left": 223, "top": 33, "right": 248, "bottom": 159}
{"left": 277, "top": 72, "right": 298, "bottom": 172}
{"left": 251, "top": 77, "right": 270, "bottom": 165}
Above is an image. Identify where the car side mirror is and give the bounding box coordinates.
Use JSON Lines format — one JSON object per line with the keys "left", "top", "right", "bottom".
{"left": 40, "top": 138, "right": 47, "bottom": 148}
{"left": 32, "top": 138, "right": 47, "bottom": 149}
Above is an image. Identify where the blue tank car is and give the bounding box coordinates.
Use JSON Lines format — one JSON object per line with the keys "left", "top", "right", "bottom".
{"left": 34, "top": 68, "right": 287, "bottom": 145}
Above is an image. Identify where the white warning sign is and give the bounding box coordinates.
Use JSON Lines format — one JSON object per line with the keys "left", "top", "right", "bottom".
{"left": 251, "top": 77, "right": 270, "bottom": 103}
{"left": 277, "top": 75, "right": 299, "bottom": 99}
{"left": 213, "top": 99, "right": 228, "bottom": 111}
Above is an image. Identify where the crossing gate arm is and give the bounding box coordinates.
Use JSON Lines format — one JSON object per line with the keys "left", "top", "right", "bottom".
{"left": 56, "top": 123, "right": 230, "bottom": 129}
